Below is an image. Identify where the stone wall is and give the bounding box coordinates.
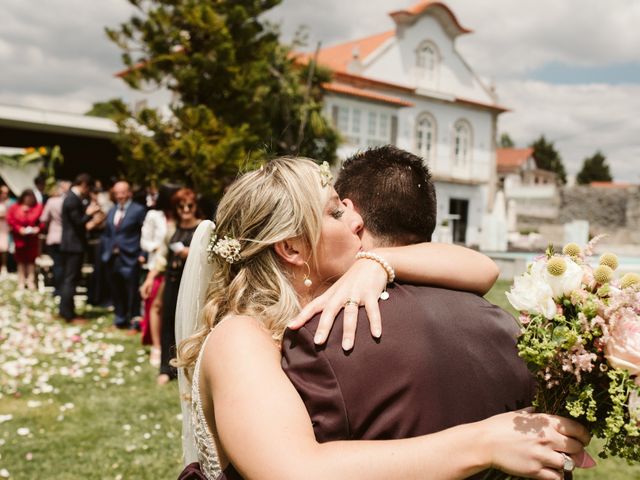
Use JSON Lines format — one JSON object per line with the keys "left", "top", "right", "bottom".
{"left": 514, "top": 186, "right": 640, "bottom": 247}
{"left": 559, "top": 186, "right": 632, "bottom": 228}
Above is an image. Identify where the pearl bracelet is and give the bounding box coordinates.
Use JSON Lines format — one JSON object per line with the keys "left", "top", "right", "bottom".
{"left": 355, "top": 251, "right": 396, "bottom": 283}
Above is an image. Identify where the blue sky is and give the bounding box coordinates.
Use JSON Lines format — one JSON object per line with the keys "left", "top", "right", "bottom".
{"left": 530, "top": 62, "right": 640, "bottom": 85}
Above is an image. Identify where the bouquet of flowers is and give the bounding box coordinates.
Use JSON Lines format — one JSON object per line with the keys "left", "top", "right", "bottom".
{"left": 503, "top": 236, "right": 640, "bottom": 474}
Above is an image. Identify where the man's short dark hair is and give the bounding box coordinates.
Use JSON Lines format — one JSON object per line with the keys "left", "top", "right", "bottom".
{"left": 73, "top": 173, "right": 92, "bottom": 187}
{"left": 335, "top": 145, "right": 436, "bottom": 246}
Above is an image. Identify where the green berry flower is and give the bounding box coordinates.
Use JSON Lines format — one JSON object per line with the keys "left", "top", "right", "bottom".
{"left": 562, "top": 243, "right": 582, "bottom": 257}
{"left": 620, "top": 272, "right": 640, "bottom": 290}
{"left": 547, "top": 257, "right": 567, "bottom": 276}
{"left": 599, "top": 252, "right": 619, "bottom": 270}
{"left": 594, "top": 265, "right": 613, "bottom": 284}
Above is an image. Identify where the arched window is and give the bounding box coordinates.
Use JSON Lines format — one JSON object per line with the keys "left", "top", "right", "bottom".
{"left": 416, "top": 41, "right": 439, "bottom": 83}
{"left": 453, "top": 120, "right": 472, "bottom": 167}
{"left": 415, "top": 112, "right": 436, "bottom": 163}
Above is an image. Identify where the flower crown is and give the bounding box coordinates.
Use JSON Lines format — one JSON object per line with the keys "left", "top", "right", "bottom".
{"left": 319, "top": 161, "right": 333, "bottom": 187}
{"left": 207, "top": 233, "right": 242, "bottom": 264}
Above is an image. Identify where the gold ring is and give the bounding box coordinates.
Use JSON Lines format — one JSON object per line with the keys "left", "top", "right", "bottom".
{"left": 344, "top": 298, "right": 359, "bottom": 308}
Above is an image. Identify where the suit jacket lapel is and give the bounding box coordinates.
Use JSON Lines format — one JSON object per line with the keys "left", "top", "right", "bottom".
{"left": 108, "top": 207, "right": 117, "bottom": 231}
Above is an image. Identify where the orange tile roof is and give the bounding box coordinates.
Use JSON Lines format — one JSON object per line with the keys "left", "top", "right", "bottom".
{"left": 322, "top": 82, "right": 414, "bottom": 107}
{"left": 455, "top": 96, "right": 509, "bottom": 113}
{"left": 496, "top": 148, "right": 534, "bottom": 173}
{"left": 590, "top": 182, "right": 634, "bottom": 189}
{"left": 389, "top": 1, "right": 472, "bottom": 35}
{"left": 333, "top": 71, "right": 414, "bottom": 93}
{"left": 300, "top": 30, "right": 395, "bottom": 73}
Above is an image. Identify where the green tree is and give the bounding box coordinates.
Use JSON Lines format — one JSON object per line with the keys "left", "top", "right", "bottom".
{"left": 86, "top": 99, "right": 128, "bottom": 120}
{"left": 576, "top": 151, "right": 612, "bottom": 185}
{"left": 106, "top": 0, "right": 338, "bottom": 197}
{"left": 530, "top": 135, "right": 567, "bottom": 184}
{"left": 498, "top": 133, "right": 514, "bottom": 148}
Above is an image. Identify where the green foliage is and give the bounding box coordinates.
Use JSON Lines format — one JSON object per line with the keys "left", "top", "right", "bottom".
{"left": 85, "top": 98, "right": 129, "bottom": 120}
{"left": 577, "top": 151, "right": 613, "bottom": 185}
{"left": 530, "top": 135, "right": 567, "bottom": 184}
{"left": 0, "top": 146, "right": 64, "bottom": 192}
{"left": 106, "top": 0, "right": 339, "bottom": 199}
{"left": 498, "top": 132, "right": 515, "bottom": 148}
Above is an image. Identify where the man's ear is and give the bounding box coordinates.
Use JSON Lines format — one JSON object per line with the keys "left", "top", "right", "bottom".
{"left": 273, "top": 238, "right": 307, "bottom": 267}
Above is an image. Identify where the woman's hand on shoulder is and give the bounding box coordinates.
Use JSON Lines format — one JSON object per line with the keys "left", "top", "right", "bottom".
{"left": 288, "top": 258, "right": 388, "bottom": 351}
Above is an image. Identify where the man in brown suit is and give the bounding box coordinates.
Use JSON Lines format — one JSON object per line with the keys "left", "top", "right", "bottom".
{"left": 281, "top": 146, "right": 534, "bottom": 476}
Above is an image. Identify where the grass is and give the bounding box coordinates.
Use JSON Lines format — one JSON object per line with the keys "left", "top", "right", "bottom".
{"left": 0, "top": 277, "right": 183, "bottom": 479}
{"left": 1, "top": 277, "right": 638, "bottom": 479}
{"left": 484, "top": 281, "right": 640, "bottom": 479}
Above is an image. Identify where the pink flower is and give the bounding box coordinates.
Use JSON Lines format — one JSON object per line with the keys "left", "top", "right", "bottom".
{"left": 605, "top": 317, "right": 640, "bottom": 376}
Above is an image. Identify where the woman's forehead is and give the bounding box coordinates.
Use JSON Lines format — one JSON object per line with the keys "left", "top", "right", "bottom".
{"left": 322, "top": 187, "right": 339, "bottom": 208}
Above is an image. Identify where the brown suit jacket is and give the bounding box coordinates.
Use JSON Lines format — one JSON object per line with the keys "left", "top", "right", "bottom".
{"left": 282, "top": 283, "right": 535, "bottom": 477}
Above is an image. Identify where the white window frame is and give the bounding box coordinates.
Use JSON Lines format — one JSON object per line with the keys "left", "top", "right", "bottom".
{"left": 415, "top": 40, "right": 440, "bottom": 85}
{"left": 331, "top": 101, "right": 396, "bottom": 148}
{"left": 415, "top": 112, "right": 437, "bottom": 163}
{"left": 452, "top": 119, "right": 472, "bottom": 169}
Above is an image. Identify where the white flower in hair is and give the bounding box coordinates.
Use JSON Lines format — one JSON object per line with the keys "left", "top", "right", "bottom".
{"left": 207, "top": 233, "right": 242, "bottom": 264}
{"left": 319, "top": 161, "right": 333, "bottom": 187}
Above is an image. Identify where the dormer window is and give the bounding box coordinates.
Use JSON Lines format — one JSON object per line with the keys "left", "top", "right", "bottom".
{"left": 453, "top": 119, "right": 472, "bottom": 167}
{"left": 416, "top": 40, "right": 439, "bottom": 84}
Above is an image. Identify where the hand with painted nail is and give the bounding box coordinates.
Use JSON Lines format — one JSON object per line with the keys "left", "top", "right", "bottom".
{"left": 288, "top": 256, "right": 388, "bottom": 350}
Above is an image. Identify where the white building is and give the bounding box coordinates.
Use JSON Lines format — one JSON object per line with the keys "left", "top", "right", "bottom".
{"left": 302, "top": 1, "right": 507, "bottom": 244}
{"left": 496, "top": 147, "right": 559, "bottom": 225}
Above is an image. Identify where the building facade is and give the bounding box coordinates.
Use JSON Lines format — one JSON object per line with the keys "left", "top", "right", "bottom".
{"left": 304, "top": 1, "right": 507, "bottom": 244}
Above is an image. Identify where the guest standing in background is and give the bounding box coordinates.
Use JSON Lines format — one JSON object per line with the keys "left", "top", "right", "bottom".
{"left": 6, "top": 189, "right": 43, "bottom": 290}
{"left": 60, "top": 174, "right": 100, "bottom": 323}
{"left": 101, "top": 181, "right": 146, "bottom": 330}
{"left": 87, "top": 180, "right": 113, "bottom": 307}
{"left": 139, "top": 184, "right": 176, "bottom": 367}
{"left": 157, "top": 188, "right": 201, "bottom": 385}
{"left": 33, "top": 174, "right": 48, "bottom": 206}
{"left": 40, "top": 180, "right": 71, "bottom": 295}
{"left": 0, "top": 185, "right": 11, "bottom": 276}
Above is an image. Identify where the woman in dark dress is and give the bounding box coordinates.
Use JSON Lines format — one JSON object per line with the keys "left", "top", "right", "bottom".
{"left": 157, "top": 188, "right": 201, "bottom": 385}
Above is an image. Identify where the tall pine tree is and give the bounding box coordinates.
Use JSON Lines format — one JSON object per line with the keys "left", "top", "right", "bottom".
{"left": 106, "top": 0, "right": 338, "bottom": 197}
{"left": 576, "top": 151, "right": 612, "bottom": 185}
{"left": 530, "top": 135, "right": 567, "bottom": 184}
{"left": 498, "top": 133, "right": 514, "bottom": 148}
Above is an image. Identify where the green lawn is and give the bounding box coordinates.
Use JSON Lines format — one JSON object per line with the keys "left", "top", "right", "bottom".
{"left": 1, "top": 277, "right": 638, "bottom": 479}
{"left": 0, "top": 277, "right": 183, "bottom": 479}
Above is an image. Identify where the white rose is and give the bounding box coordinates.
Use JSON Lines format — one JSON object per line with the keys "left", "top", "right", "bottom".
{"left": 541, "top": 257, "right": 584, "bottom": 299}
{"left": 507, "top": 262, "right": 557, "bottom": 319}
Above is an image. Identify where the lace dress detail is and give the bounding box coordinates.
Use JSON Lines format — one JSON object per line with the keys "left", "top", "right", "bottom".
{"left": 191, "top": 336, "right": 222, "bottom": 479}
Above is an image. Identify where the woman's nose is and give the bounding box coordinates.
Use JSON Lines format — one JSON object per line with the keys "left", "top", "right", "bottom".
{"left": 342, "top": 198, "right": 364, "bottom": 234}
{"left": 351, "top": 210, "right": 364, "bottom": 234}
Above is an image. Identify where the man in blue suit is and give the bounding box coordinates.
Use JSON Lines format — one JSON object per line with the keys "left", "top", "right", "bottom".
{"left": 101, "top": 181, "right": 146, "bottom": 329}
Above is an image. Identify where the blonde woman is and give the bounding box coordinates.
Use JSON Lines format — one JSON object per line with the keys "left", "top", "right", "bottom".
{"left": 177, "top": 158, "right": 589, "bottom": 480}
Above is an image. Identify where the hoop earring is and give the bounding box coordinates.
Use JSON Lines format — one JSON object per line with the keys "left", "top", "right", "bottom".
{"left": 303, "top": 261, "right": 313, "bottom": 288}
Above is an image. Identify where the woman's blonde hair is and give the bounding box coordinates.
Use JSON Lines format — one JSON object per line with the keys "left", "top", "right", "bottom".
{"left": 177, "top": 157, "right": 327, "bottom": 371}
